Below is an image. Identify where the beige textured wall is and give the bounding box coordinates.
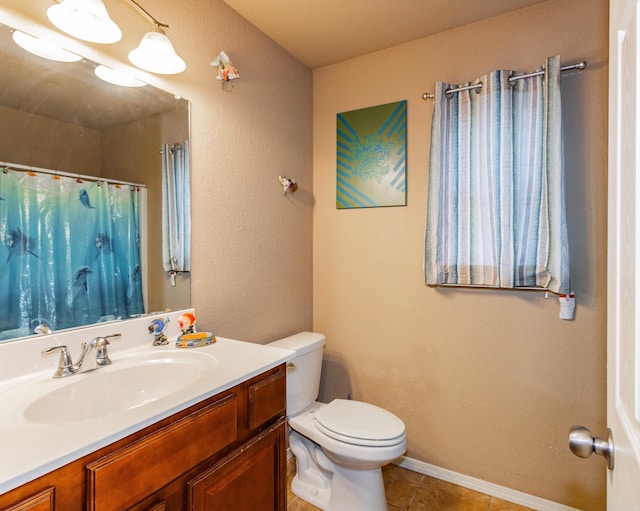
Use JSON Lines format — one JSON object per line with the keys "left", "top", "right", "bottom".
{"left": 173, "top": 1, "right": 314, "bottom": 341}
{"left": 313, "top": 1, "right": 608, "bottom": 510}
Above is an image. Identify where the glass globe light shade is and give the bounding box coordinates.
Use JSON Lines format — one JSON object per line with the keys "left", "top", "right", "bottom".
{"left": 128, "top": 30, "right": 186, "bottom": 75}
{"left": 12, "top": 30, "right": 82, "bottom": 62}
{"left": 94, "top": 65, "right": 146, "bottom": 87}
{"left": 47, "top": 0, "right": 122, "bottom": 44}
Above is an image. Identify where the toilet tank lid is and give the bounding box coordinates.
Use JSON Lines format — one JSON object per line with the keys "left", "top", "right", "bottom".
{"left": 268, "top": 332, "right": 326, "bottom": 355}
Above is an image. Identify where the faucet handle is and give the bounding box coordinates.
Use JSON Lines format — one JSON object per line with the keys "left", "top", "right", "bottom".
{"left": 96, "top": 333, "right": 121, "bottom": 366}
{"left": 42, "top": 345, "right": 75, "bottom": 378}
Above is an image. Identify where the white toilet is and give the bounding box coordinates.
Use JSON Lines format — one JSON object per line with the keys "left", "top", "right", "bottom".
{"left": 269, "top": 332, "right": 407, "bottom": 511}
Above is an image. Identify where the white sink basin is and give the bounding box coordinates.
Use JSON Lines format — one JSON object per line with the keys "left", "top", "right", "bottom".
{"left": 19, "top": 350, "right": 218, "bottom": 424}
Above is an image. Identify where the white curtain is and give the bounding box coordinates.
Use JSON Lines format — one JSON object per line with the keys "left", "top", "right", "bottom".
{"left": 425, "top": 56, "right": 569, "bottom": 294}
{"left": 162, "top": 140, "right": 191, "bottom": 273}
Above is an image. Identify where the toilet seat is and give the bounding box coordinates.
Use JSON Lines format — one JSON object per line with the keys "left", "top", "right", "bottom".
{"left": 313, "top": 399, "right": 406, "bottom": 447}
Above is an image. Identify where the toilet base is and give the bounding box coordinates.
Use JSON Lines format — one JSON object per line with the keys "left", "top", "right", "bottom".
{"left": 326, "top": 465, "right": 387, "bottom": 511}
{"left": 291, "top": 472, "right": 332, "bottom": 510}
{"left": 289, "top": 430, "right": 332, "bottom": 509}
{"left": 289, "top": 430, "right": 388, "bottom": 511}
{"left": 291, "top": 460, "right": 387, "bottom": 511}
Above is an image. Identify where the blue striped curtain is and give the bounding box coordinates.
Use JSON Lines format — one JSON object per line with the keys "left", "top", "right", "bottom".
{"left": 162, "top": 140, "right": 191, "bottom": 273}
{"left": 424, "top": 56, "right": 569, "bottom": 294}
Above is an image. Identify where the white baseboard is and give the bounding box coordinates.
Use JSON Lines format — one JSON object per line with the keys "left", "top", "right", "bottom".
{"left": 395, "top": 456, "right": 583, "bottom": 511}
{"left": 288, "top": 448, "right": 582, "bottom": 511}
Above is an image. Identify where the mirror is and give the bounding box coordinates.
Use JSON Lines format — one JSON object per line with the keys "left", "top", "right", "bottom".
{"left": 0, "top": 21, "right": 190, "bottom": 342}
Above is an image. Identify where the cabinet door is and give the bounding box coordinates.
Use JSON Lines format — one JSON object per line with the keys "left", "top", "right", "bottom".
{"left": 188, "top": 420, "right": 286, "bottom": 511}
{"left": 2, "top": 487, "right": 54, "bottom": 511}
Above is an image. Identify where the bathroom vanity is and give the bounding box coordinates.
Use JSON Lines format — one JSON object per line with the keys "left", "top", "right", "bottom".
{"left": 0, "top": 365, "right": 286, "bottom": 511}
{"left": 0, "top": 311, "right": 293, "bottom": 511}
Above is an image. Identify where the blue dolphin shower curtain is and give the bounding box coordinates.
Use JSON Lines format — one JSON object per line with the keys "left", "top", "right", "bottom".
{"left": 425, "top": 55, "right": 569, "bottom": 294}
{"left": 0, "top": 170, "right": 144, "bottom": 340}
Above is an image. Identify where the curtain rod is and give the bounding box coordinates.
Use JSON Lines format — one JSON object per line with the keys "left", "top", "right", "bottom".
{"left": 421, "top": 61, "right": 587, "bottom": 100}
{"left": 0, "top": 161, "right": 146, "bottom": 189}
{"left": 428, "top": 283, "right": 558, "bottom": 294}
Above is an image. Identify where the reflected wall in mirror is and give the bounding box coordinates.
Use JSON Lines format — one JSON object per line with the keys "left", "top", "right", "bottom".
{"left": 0, "top": 22, "right": 190, "bottom": 342}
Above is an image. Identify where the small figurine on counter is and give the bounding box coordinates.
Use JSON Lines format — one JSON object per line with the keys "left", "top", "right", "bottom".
{"left": 175, "top": 311, "right": 216, "bottom": 348}
{"left": 177, "top": 312, "right": 196, "bottom": 334}
{"left": 148, "top": 316, "right": 170, "bottom": 346}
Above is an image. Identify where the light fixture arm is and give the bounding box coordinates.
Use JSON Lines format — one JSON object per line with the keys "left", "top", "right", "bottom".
{"left": 123, "top": 0, "right": 169, "bottom": 30}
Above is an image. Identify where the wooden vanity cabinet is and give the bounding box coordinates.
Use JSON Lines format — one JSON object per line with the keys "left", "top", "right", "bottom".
{"left": 0, "top": 365, "right": 286, "bottom": 511}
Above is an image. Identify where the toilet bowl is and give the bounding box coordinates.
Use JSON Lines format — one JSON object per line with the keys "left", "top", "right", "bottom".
{"left": 268, "top": 332, "right": 407, "bottom": 511}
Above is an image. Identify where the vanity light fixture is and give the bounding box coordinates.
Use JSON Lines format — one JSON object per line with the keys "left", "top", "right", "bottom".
{"left": 47, "top": 0, "right": 186, "bottom": 75}
{"left": 128, "top": 27, "right": 186, "bottom": 75}
{"left": 94, "top": 64, "right": 146, "bottom": 87}
{"left": 47, "top": 0, "right": 122, "bottom": 44}
{"left": 12, "top": 30, "right": 82, "bottom": 63}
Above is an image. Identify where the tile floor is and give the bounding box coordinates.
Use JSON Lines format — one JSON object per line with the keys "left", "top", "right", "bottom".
{"left": 286, "top": 461, "right": 535, "bottom": 511}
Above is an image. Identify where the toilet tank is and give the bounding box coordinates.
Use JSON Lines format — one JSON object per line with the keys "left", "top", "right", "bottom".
{"left": 268, "top": 332, "right": 326, "bottom": 417}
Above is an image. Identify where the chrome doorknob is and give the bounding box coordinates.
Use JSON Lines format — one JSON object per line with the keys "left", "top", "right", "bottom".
{"left": 568, "top": 425, "right": 614, "bottom": 470}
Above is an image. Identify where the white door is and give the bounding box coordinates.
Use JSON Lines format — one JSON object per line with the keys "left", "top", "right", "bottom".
{"left": 607, "top": 0, "right": 640, "bottom": 507}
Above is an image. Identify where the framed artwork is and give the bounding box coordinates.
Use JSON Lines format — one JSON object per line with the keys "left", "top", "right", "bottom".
{"left": 336, "top": 100, "right": 407, "bottom": 208}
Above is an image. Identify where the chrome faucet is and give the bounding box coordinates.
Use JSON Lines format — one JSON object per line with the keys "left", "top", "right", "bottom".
{"left": 42, "top": 334, "right": 121, "bottom": 378}
{"left": 74, "top": 336, "right": 113, "bottom": 372}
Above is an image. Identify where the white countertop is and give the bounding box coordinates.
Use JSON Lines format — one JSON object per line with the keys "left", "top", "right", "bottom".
{"left": 0, "top": 310, "right": 294, "bottom": 495}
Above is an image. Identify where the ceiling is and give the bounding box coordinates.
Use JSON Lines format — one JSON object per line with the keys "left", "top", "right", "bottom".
{"left": 222, "top": 0, "right": 548, "bottom": 69}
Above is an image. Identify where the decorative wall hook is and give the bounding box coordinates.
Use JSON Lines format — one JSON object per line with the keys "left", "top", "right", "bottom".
{"left": 279, "top": 176, "right": 298, "bottom": 196}
{"left": 210, "top": 51, "right": 239, "bottom": 92}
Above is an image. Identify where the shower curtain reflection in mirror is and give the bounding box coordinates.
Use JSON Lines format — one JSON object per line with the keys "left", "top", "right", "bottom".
{"left": 0, "top": 170, "right": 145, "bottom": 340}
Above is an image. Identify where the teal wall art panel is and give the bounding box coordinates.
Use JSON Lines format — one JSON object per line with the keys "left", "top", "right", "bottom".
{"left": 336, "top": 100, "right": 407, "bottom": 208}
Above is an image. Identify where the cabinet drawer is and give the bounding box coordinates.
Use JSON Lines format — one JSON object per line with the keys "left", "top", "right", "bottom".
{"left": 2, "top": 487, "right": 54, "bottom": 511}
{"left": 87, "top": 394, "right": 237, "bottom": 511}
{"left": 248, "top": 369, "right": 285, "bottom": 431}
